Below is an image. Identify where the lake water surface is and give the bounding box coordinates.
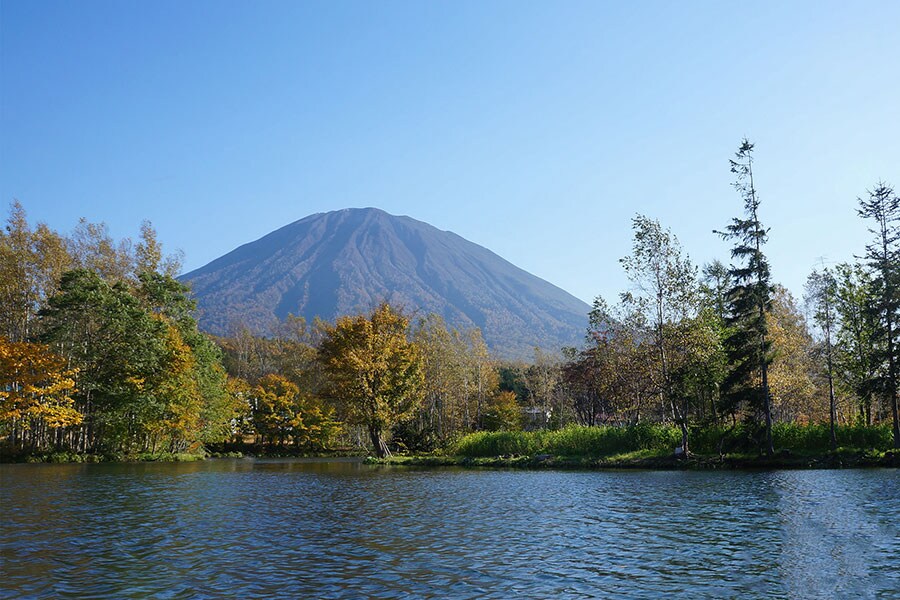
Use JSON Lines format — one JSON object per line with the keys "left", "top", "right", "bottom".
{"left": 1, "top": 459, "right": 898, "bottom": 599}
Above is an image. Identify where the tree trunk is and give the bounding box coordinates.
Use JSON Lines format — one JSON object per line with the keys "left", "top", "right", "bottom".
{"left": 889, "top": 317, "right": 899, "bottom": 448}
{"left": 368, "top": 425, "right": 391, "bottom": 458}
{"left": 826, "top": 345, "right": 837, "bottom": 451}
{"left": 669, "top": 397, "right": 689, "bottom": 457}
{"left": 828, "top": 372, "right": 837, "bottom": 451}
{"left": 761, "top": 361, "right": 774, "bottom": 456}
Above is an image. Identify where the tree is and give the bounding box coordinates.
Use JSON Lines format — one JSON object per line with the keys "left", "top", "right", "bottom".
{"left": 0, "top": 204, "right": 234, "bottom": 456}
{"left": 701, "top": 260, "right": 732, "bottom": 325}
{"left": 561, "top": 347, "right": 606, "bottom": 427}
{"left": 135, "top": 220, "right": 163, "bottom": 275}
{"left": 857, "top": 181, "right": 900, "bottom": 448}
{"left": 68, "top": 218, "right": 134, "bottom": 283}
{"left": 716, "top": 139, "right": 775, "bottom": 455}
{"left": 0, "top": 337, "right": 81, "bottom": 451}
{"left": 580, "top": 297, "right": 657, "bottom": 425}
{"left": 37, "top": 268, "right": 233, "bottom": 454}
{"left": 137, "top": 271, "right": 235, "bottom": 447}
{"left": 413, "top": 314, "right": 468, "bottom": 440}
{"left": 806, "top": 268, "right": 839, "bottom": 449}
{"left": 148, "top": 321, "right": 203, "bottom": 452}
{"left": 318, "top": 303, "right": 424, "bottom": 457}
{"left": 463, "top": 328, "right": 497, "bottom": 430}
{"left": 40, "top": 269, "right": 166, "bottom": 452}
{"left": 247, "top": 373, "right": 340, "bottom": 450}
{"left": 0, "top": 202, "right": 72, "bottom": 342}
{"left": 525, "top": 348, "right": 565, "bottom": 427}
{"left": 833, "top": 263, "right": 879, "bottom": 424}
{"left": 482, "top": 391, "right": 522, "bottom": 431}
{"left": 249, "top": 374, "right": 301, "bottom": 447}
{"left": 767, "top": 287, "right": 817, "bottom": 423}
{"left": 620, "top": 214, "right": 698, "bottom": 454}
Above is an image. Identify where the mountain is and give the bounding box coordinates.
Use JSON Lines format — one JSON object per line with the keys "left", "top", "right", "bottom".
{"left": 180, "top": 208, "right": 590, "bottom": 360}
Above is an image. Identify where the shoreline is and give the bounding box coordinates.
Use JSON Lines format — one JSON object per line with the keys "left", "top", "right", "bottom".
{"left": 3, "top": 448, "right": 897, "bottom": 469}
{"left": 0, "top": 448, "right": 365, "bottom": 464}
{"left": 373, "top": 449, "right": 900, "bottom": 471}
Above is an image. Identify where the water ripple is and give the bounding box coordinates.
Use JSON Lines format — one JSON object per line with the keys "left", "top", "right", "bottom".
{"left": 1, "top": 460, "right": 897, "bottom": 599}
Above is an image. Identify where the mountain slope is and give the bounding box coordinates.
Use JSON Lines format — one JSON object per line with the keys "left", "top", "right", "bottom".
{"left": 181, "top": 208, "right": 590, "bottom": 359}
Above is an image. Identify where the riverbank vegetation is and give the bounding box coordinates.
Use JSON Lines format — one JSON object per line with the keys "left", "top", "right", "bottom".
{"left": 2, "top": 140, "right": 898, "bottom": 463}
{"left": 449, "top": 423, "right": 894, "bottom": 459}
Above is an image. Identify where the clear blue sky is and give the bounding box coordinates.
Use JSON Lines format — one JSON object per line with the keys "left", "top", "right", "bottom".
{"left": 2, "top": 0, "right": 898, "bottom": 306}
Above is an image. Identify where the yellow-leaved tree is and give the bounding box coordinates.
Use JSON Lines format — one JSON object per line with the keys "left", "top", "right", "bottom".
{"left": 154, "top": 322, "right": 203, "bottom": 452}
{"left": 318, "top": 303, "right": 424, "bottom": 457}
{"left": 0, "top": 336, "right": 81, "bottom": 451}
{"left": 767, "top": 287, "right": 819, "bottom": 423}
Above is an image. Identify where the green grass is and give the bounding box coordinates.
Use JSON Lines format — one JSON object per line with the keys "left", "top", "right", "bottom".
{"left": 452, "top": 424, "right": 682, "bottom": 458}
{"left": 131, "top": 451, "right": 206, "bottom": 462}
{"left": 688, "top": 423, "right": 893, "bottom": 455}
{"left": 450, "top": 423, "right": 894, "bottom": 459}
{"left": 5, "top": 450, "right": 209, "bottom": 463}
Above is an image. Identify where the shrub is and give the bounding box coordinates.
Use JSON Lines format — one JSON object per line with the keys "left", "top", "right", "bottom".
{"left": 453, "top": 431, "right": 540, "bottom": 457}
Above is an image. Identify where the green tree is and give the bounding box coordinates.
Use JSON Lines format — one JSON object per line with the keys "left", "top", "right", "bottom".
{"left": 857, "top": 181, "right": 900, "bottom": 448}
{"left": 318, "top": 303, "right": 424, "bottom": 457}
{"left": 39, "top": 269, "right": 166, "bottom": 452}
{"left": 620, "top": 214, "right": 698, "bottom": 454}
{"left": 833, "top": 263, "right": 879, "bottom": 424}
{"left": 498, "top": 364, "right": 529, "bottom": 405}
{"left": 806, "top": 268, "right": 839, "bottom": 449}
{"left": 137, "top": 271, "right": 234, "bottom": 446}
{"left": 701, "top": 260, "right": 732, "bottom": 325}
{"left": 716, "top": 139, "right": 775, "bottom": 455}
{"left": 37, "top": 268, "right": 233, "bottom": 453}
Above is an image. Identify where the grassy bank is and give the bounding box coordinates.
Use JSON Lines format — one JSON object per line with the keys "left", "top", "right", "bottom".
{"left": 1, "top": 442, "right": 365, "bottom": 463}
{"left": 381, "top": 448, "right": 898, "bottom": 470}
{"left": 376, "top": 423, "right": 898, "bottom": 470}
{"left": 0, "top": 449, "right": 212, "bottom": 464}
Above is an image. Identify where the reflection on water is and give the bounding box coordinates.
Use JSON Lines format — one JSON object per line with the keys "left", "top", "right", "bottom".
{"left": 2, "top": 460, "right": 898, "bottom": 599}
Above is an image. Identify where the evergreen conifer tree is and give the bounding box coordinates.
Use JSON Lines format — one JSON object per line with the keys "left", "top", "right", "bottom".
{"left": 716, "top": 139, "right": 775, "bottom": 455}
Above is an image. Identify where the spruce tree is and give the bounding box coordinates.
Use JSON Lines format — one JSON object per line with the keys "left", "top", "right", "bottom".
{"left": 716, "top": 139, "right": 775, "bottom": 455}
{"left": 857, "top": 182, "right": 900, "bottom": 448}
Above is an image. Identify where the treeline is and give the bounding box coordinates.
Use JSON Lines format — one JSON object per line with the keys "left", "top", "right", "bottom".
{"left": 216, "top": 307, "right": 533, "bottom": 456}
{"left": 0, "top": 203, "right": 544, "bottom": 458}
{"left": 562, "top": 141, "right": 899, "bottom": 454}
{"left": 2, "top": 140, "right": 897, "bottom": 459}
{"left": 0, "top": 206, "right": 236, "bottom": 456}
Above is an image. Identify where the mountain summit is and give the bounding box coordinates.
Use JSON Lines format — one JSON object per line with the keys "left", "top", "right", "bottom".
{"left": 181, "top": 208, "right": 590, "bottom": 359}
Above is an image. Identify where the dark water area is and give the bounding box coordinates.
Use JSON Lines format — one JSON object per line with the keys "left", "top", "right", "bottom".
{"left": 1, "top": 459, "right": 898, "bottom": 599}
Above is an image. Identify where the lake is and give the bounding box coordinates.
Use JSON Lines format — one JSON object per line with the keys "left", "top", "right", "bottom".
{"left": 1, "top": 459, "right": 898, "bottom": 599}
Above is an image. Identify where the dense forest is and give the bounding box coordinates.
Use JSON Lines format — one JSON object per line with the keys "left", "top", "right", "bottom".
{"left": 1, "top": 140, "right": 898, "bottom": 460}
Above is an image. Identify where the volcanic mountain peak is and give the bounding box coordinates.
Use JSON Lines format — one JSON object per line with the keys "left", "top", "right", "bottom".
{"left": 181, "top": 208, "right": 590, "bottom": 360}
